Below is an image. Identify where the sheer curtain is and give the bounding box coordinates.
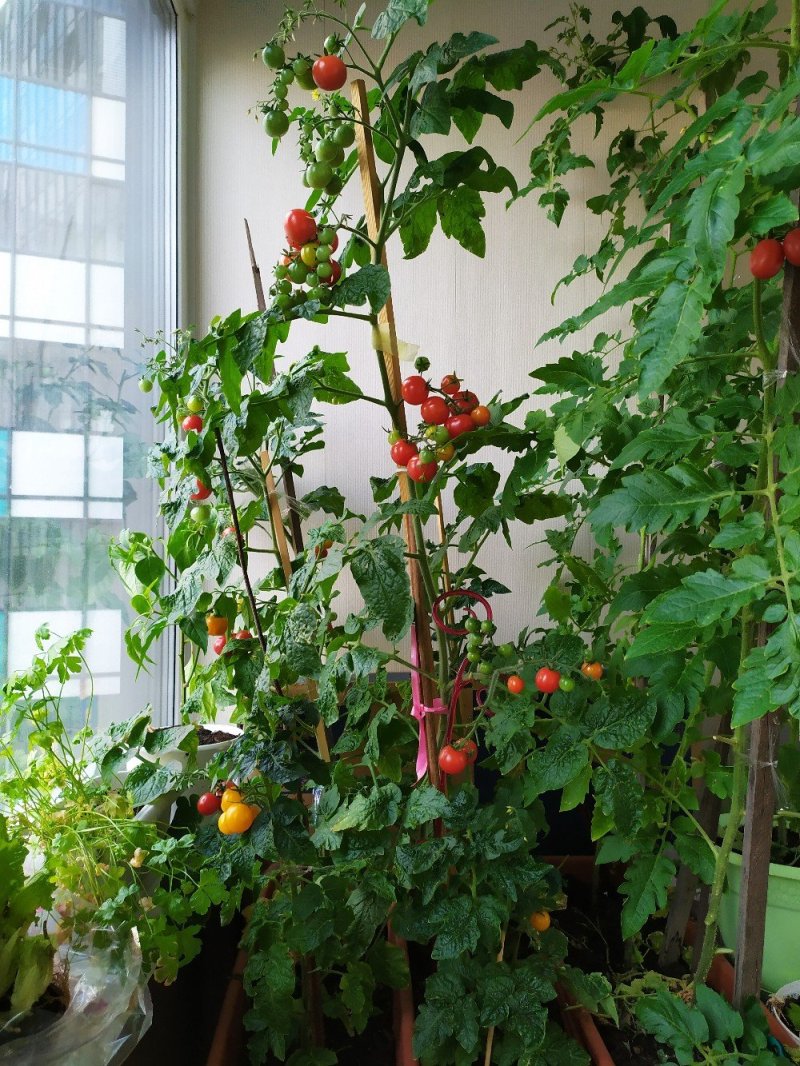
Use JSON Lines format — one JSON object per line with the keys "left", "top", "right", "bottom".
{"left": 0, "top": 0, "right": 177, "bottom": 731}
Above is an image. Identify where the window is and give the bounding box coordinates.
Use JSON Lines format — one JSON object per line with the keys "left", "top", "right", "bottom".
{"left": 0, "top": 0, "right": 176, "bottom": 729}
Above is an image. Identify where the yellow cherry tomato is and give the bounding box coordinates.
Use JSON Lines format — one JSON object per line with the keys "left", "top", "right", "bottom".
{"left": 220, "top": 788, "right": 243, "bottom": 811}
{"left": 220, "top": 802, "right": 256, "bottom": 835}
{"left": 529, "top": 910, "right": 551, "bottom": 932}
{"left": 300, "top": 242, "right": 319, "bottom": 268}
{"left": 436, "top": 443, "right": 455, "bottom": 462}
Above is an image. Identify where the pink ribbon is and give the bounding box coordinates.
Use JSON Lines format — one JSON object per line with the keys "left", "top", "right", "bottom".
{"left": 410, "top": 625, "right": 447, "bottom": 781}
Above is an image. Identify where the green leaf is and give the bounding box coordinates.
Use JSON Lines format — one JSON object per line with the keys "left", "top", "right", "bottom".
{"left": 711, "top": 511, "right": 765, "bottom": 549}
{"left": 410, "top": 82, "right": 451, "bottom": 137}
{"left": 398, "top": 195, "right": 438, "bottom": 259}
{"left": 430, "top": 896, "right": 480, "bottom": 959}
{"left": 582, "top": 693, "right": 657, "bottom": 748}
{"left": 554, "top": 423, "right": 581, "bottom": 466}
{"left": 694, "top": 983, "right": 743, "bottom": 1043}
{"left": 525, "top": 727, "right": 588, "bottom": 796}
{"left": 620, "top": 852, "right": 676, "bottom": 939}
{"left": 438, "top": 186, "right": 486, "bottom": 257}
{"left": 350, "top": 535, "right": 413, "bottom": 641}
{"left": 635, "top": 273, "right": 713, "bottom": 397}
{"left": 635, "top": 981, "right": 709, "bottom": 1060}
{"left": 330, "top": 784, "right": 402, "bottom": 832}
{"left": 563, "top": 967, "right": 618, "bottom": 1024}
{"left": 335, "top": 264, "right": 391, "bottom": 313}
{"left": 483, "top": 40, "right": 547, "bottom": 91}
{"left": 403, "top": 785, "right": 449, "bottom": 828}
{"left": 590, "top": 466, "right": 729, "bottom": 537}
{"left": 627, "top": 621, "right": 699, "bottom": 660}
{"left": 372, "top": 0, "right": 429, "bottom": 39}
{"left": 685, "top": 160, "right": 746, "bottom": 275}
{"left": 560, "top": 763, "right": 591, "bottom": 812}
{"left": 219, "top": 341, "right": 243, "bottom": 415}
{"left": 593, "top": 760, "right": 642, "bottom": 836}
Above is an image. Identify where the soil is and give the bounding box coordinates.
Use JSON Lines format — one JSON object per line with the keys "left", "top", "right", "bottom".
{"left": 198, "top": 727, "right": 237, "bottom": 746}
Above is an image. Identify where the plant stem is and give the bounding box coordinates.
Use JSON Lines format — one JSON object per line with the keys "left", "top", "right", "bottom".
{"left": 214, "top": 429, "right": 268, "bottom": 653}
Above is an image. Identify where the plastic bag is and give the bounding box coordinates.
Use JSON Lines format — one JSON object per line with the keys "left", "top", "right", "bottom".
{"left": 0, "top": 930, "right": 151, "bottom": 1065}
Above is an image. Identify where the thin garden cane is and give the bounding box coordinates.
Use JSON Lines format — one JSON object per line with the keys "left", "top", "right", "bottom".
{"left": 243, "top": 220, "right": 331, "bottom": 764}
{"left": 351, "top": 76, "right": 442, "bottom": 789}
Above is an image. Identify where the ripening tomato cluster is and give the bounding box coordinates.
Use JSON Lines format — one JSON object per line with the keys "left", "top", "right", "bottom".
{"left": 196, "top": 783, "right": 260, "bottom": 835}
{"left": 205, "top": 614, "right": 253, "bottom": 656}
{"left": 390, "top": 372, "right": 493, "bottom": 483}
{"left": 438, "top": 738, "right": 478, "bottom": 776}
{"left": 271, "top": 210, "right": 343, "bottom": 314}
{"left": 505, "top": 660, "right": 603, "bottom": 696}
{"left": 750, "top": 228, "right": 800, "bottom": 279}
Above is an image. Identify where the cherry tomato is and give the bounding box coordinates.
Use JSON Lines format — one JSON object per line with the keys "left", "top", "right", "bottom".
{"left": 206, "top": 615, "right": 227, "bottom": 636}
{"left": 456, "top": 739, "right": 478, "bottom": 764}
{"left": 401, "top": 375, "right": 429, "bottom": 405}
{"left": 507, "top": 675, "right": 525, "bottom": 695}
{"left": 438, "top": 745, "right": 468, "bottom": 775}
{"left": 330, "top": 232, "right": 340, "bottom": 252}
{"left": 535, "top": 667, "right": 560, "bottom": 694}
{"left": 284, "top": 208, "right": 317, "bottom": 248}
{"left": 182, "top": 414, "right": 203, "bottom": 432}
{"left": 212, "top": 634, "right": 227, "bottom": 655}
{"left": 263, "top": 110, "right": 290, "bottom": 138}
{"left": 421, "top": 396, "right": 451, "bottom": 425}
{"left": 314, "top": 538, "right": 334, "bottom": 558}
{"left": 390, "top": 440, "right": 418, "bottom": 466}
{"left": 407, "top": 456, "right": 438, "bottom": 483}
{"left": 529, "top": 911, "right": 551, "bottom": 932}
{"left": 750, "top": 238, "right": 784, "bottom": 279}
{"left": 418, "top": 448, "right": 436, "bottom": 464}
{"left": 218, "top": 803, "right": 256, "bottom": 835}
{"left": 139, "top": 378, "right": 153, "bottom": 393}
{"left": 233, "top": 629, "right": 253, "bottom": 640}
{"left": 446, "top": 414, "right": 474, "bottom": 439}
{"left": 186, "top": 394, "right": 204, "bottom": 413}
{"left": 190, "top": 479, "right": 212, "bottom": 501}
{"left": 441, "top": 374, "right": 460, "bottom": 395}
{"left": 464, "top": 617, "right": 480, "bottom": 634}
{"left": 220, "top": 788, "right": 243, "bottom": 811}
{"left": 312, "top": 54, "right": 347, "bottom": 91}
{"left": 300, "top": 242, "right": 319, "bottom": 267}
{"left": 321, "top": 259, "right": 341, "bottom": 286}
{"left": 498, "top": 643, "right": 515, "bottom": 657}
{"left": 222, "top": 525, "right": 237, "bottom": 538}
{"left": 262, "top": 43, "right": 285, "bottom": 69}
{"left": 197, "top": 792, "right": 221, "bottom": 816}
{"left": 784, "top": 227, "right": 800, "bottom": 266}
{"left": 191, "top": 504, "right": 211, "bottom": 524}
{"left": 388, "top": 428, "right": 401, "bottom": 444}
{"left": 436, "top": 443, "right": 455, "bottom": 462}
{"left": 582, "top": 661, "right": 604, "bottom": 681}
{"left": 453, "top": 390, "right": 479, "bottom": 413}
{"left": 471, "top": 405, "right": 491, "bottom": 427}
{"left": 559, "top": 676, "right": 575, "bottom": 693}
{"left": 306, "top": 161, "right": 333, "bottom": 190}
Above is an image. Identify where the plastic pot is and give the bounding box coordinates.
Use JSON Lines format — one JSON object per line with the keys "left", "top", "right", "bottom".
{"left": 718, "top": 850, "right": 800, "bottom": 993}
{"left": 767, "top": 981, "right": 800, "bottom": 1049}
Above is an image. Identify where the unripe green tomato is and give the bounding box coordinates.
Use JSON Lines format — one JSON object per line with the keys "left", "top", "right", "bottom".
{"left": 308, "top": 285, "right": 326, "bottom": 302}
{"left": 323, "top": 34, "right": 339, "bottom": 54}
{"left": 293, "top": 57, "right": 311, "bottom": 76}
{"left": 288, "top": 260, "right": 309, "bottom": 284}
{"left": 296, "top": 69, "right": 316, "bottom": 90}
{"left": 139, "top": 378, "right": 153, "bottom": 393}
{"left": 466, "top": 634, "right": 482, "bottom": 650}
{"left": 318, "top": 226, "right": 335, "bottom": 244}
{"left": 477, "top": 661, "right": 493, "bottom": 676}
{"left": 275, "top": 264, "right": 288, "bottom": 280}
{"left": 186, "top": 394, "right": 203, "bottom": 413}
{"left": 276, "top": 279, "right": 292, "bottom": 295}
{"left": 279, "top": 67, "right": 294, "bottom": 84}
{"left": 466, "top": 650, "right": 481, "bottom": 664}
{"left": 300, "top": 243, "right": 319, "bottom": 268}
{"left": 306, "top": 161, "right": 333, "bottom": 189}
{"left": 498, "top": 643, "right": 515, "bottom": 658}
{"left": 434, "top": 425, "right": 450, "bottom": 444}
{"left": 263, "top": 110, "right": 290, "bottom": 137}
{"left": 191, "top": 504, "right": 211, "bottom": 524}
{"left": 317, "top": 287, "right": 333, "bottom": 305}
{"left": 559, "top": 676, "right": 575, "bottom": 693}
{"left": 480, "top": 620, "right": 496, "bottom": 636}
{"left": 464, "top": 617, "right": 480, "bottom": 634}
{"left": 418, "top": 448, "right": 435, "bottom": 463}
{"left": 324, "top": 175, "right": 343, "bottom": 196}
{"left": 388, "top": 428, "right": 401, "bottom": 444}
{"left": 273, "top": 82, "right": 288, "bottom": 100}
{"left": 316, "top": 261, "right": 333, "bottom": 280}
{"left": 275, "top": 293, "right": 293, "bottom": 311}
{"left": 316, "top": 137, "right": 340, "bottom": 163}
{"left": 262, "top": 43, "right": 285, "bottom": 69}
{"left": 275, "top": 98, "right": 289, "bottom": 111}
{"left": 315, "top": 244, "right": 332, "bottom": 262}
{"left": 333, "top": 123, "right": 355, "bottom": 148}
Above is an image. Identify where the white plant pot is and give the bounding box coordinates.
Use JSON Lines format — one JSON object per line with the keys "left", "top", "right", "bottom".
{"left": 768, "top": 980, "right": 800, "bottom": 1048}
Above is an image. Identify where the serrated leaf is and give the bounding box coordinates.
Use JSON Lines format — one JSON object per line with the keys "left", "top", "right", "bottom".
{"left": 335, "top": 264, "right": 391, "bottom": 313}
{"left": 398, "top": 195, "right": 438, "bottom": 259}
{"left": 372, "top": 0, "right": 429, "bottom": 39}
{"left": 350, "top": 536, "right": 413, "bottom": 641}
{"left": 635, "top": 273, "right": 712, "bottom": 397}
{"left": 582, "top": 693, "right": 657, "bottom": 748}
{"left": 686, "top": 161, "right": 745, "bottom": 276}
{"left": 403, "top": 785, "right": 449, "bottom": 828}
{"left": 438, "top": 186, "right": 486, "bottom": 257}
{"left": 593, "top": 760, "right": 642, "bottom": 836}
{"left": 620, "top": 852, "right": 676, "bottom": 938}
{"left": 635, "top": 982, "right": 709, "bottom": 1060}
{"left": 525, "top": 727, "right": 588, "bottom": 796}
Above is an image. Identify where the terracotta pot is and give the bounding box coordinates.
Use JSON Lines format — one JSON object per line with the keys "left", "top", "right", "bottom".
{"left": 557, "top": 983, "right": 616, "bottom": 1065}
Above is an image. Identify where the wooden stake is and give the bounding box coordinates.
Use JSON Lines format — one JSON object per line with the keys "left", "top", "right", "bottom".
{"left": 351, "top": 78, "right": 440, "bottom": 789}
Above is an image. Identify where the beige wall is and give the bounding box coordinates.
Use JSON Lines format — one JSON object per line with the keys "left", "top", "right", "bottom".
{"left": 180, "top": 1, "right": 768, "bottom": 644}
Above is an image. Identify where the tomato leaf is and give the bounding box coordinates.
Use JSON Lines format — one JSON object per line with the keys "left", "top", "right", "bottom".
{"left": 350, "top": 535, "right": 413, "bottom": 640}
{"left": 620, "top": 851, "right": 676, "bottom": 939}
{"left": 334, "top": 264, "right": 391, "bottom": 313}
{"left": 438, "top": 186, "right": 486, "bottom": 257}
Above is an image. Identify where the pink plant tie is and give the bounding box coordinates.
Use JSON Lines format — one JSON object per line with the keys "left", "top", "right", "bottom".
{"left": 410, "top": 625, "right": 447, "bottom": 781}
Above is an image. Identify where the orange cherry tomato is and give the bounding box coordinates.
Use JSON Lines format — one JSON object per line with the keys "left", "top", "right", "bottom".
{"left": 530, "top": 911, "right": 551, "bottom": 932}
{"left": 220, "top": 788, "right": 243, "bottom": 811}
{"left": 470, "top": 405, "right": 491, "bottom": 427}
{"left": 218, "top": 803, "right": 256, "bottom": 835}
{"left": 507, "top": 675, "right": 525, "bottom": 695}
{"left": 581, "top": 661, "right": 604, "bottom": 681}
{"left": 206, "top": 614, "right": 227, "bottom": 636}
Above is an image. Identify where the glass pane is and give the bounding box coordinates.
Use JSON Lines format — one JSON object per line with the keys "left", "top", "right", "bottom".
{"left": 0, "top": 0, "right": 176, "bottom": 737}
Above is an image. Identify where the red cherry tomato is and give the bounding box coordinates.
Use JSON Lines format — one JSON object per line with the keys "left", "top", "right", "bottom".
{"left": 390, "top": 440, "right": 418, "bottom": 466}
{"left": 438, "top": 744, "right": 468, "bottom": 775}
{"left": 401, "top": 375, "right": 430, "bottom": 405}
{"left": 330, "top": 232, "right": 340, "bottom": 252}
{"left": 312, "top": 54, "right": 347, "bottom": 91}
{"left": 284, "top": 209, "right": 318, "bottom": 249}
{"left": 212, "top": 634, "right": 227, "bottom": 655}
{"left": 197, "top": 792, "right": 221, "bottom": 816}
{"left": 581, "top": 661, "right": 604, "bottom": 681}
{"left": 182, "top": 414, "right": 203, "bottom": 432}
{"left": 321, "top": 259, "right": 341, "bottom": 286}
{"left": 784, "top": 228, "right": 800, "bottom": 266}
{"left": 446, "top": 414, "right": 474, "bottom": 439}
{"left": 750, "top": 238, "right": 784, "bottom": 279}
{"left": 441, "top": 374, "right": 460, "bottom": 395}
{"left": 471, "top": 405, "right": 491, "bottom": 428}
{"left": 455, "top": 738, "right": 478, "bottom": 764}
{"left": 190, "top": 478, "right": 212, "bottom": 501}
{"left": 535, "top": 668, "right": 561, "bottom": 694}
{"left": 407, "top": 456, "right": 438, "bottom": 483}
{"left": 507, "top": 675, "right": 525, "bottom": 695}
{"left": 420, "top": 396, "right": 450, "bottom": 424}
{"left": 222, "top": 525, "right": 237, "bottom": 538}
{"left": 233, "top": 629, "right": 253, "bottom": 640}
{"left": 453, "top": 390, "right": 479, "bottom": 413}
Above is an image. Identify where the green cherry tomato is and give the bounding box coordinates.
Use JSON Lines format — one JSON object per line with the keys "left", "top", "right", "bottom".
{"left": 273, "top": 81, "right": 288, "bottom": 100}
{"left": 466, "top": 650, "right": 481, "bottom": 664}
{"left": 477, "top": 661, "right": 493, "bottom": 676}
{"left": 293, "top": 57, "right": 311, "bottom": 76}
{"left": 186, "top": 394, "right": 203, "bottom": 413}
{"left": 275, "top": 293, "right": 292, "bottom": 311}
{"left": 306, "top": 161, "right": 333, "bottom": 189}
{"left": 315, "top": 137, "right": 340, "bottom": 163}
{"left": 316, "top": 261, "right": 333, "bottom": 280}
{"left": 559, "top": 676, "right": 576, "bottom": 693}
{"left": 287, "top": 260, "right": 309, "bottom": 284}
{"left": 263, "top": 110, "right": 290, "bottom": 137}
{"left": 276, "top": 279, "right": 292, "bottom": 295}
{"left": 323, "top": 33, "right": 339, "bottom": 54}
{"left": 278, "top": 67, "right": 294, "bottom": 85}
{"left": 333, "top": 123, "right": 355, "bottom": 147}
{"left": 418, "top": 448, "right": 436, "bottom": 463}
{"left": 296, "top": 69, "right": 316, "bottom": 90}
{"left": 315, "top": 243, "right": 332, "bottom": 262}
{"left": 480, "top": 620, "right": 496, "bottom": 636}
{"left": 262, "top": 43, "right": 285, "bottom": 69}
{"left": 318, "top": 226, "right": 335, "bottom": 244}
{"left": 324, "top": 175, "right": 343, "bottom": 197}
{"left": 190, "top": 504, "right": 211, "bottom": 524}
{"left": 388, "top": 428, "right": 401, "bottom": 444}
{"left": 433, "top": 425, "right": 450, "bottom": 444}
{"left": 498, "top": 643, "right": 515, "bottom": 658}
{"left": 464, "top": 617, "right": 480, "bottom": 634}
{"left": 139, "top": 378, "right": 153, "bottom": 393}
{"left": 466, "top": 633, "right": 482, "bottom": 649}
{"left": 275, "top": 263, "right": 288, "bottom": 280}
